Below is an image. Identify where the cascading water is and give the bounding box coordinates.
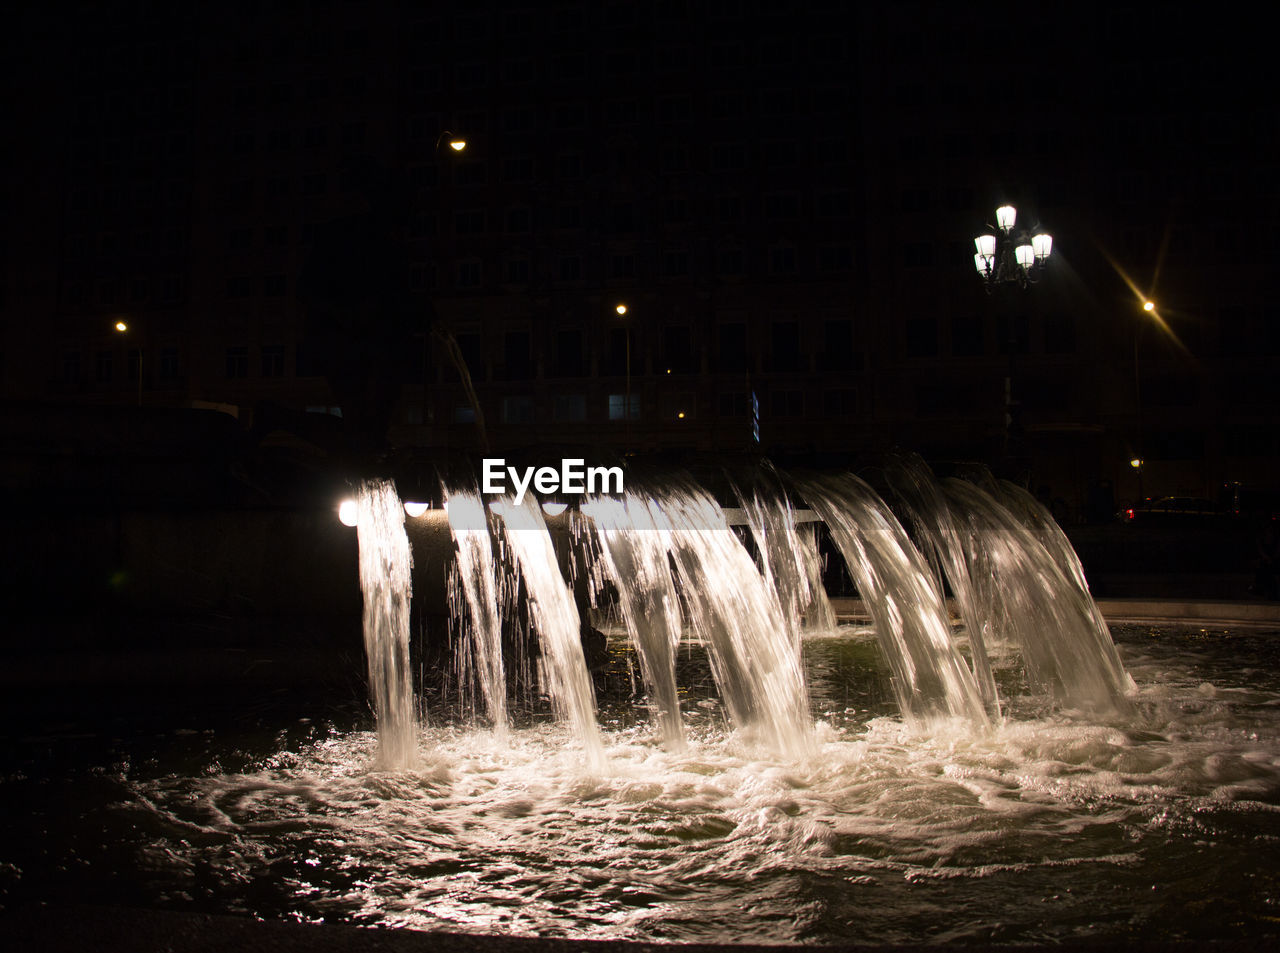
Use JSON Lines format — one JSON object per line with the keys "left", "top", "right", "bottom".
{"left": 798, "top": 472, "right": 989, "bottom": 725}
{"left": 582, "top": 491, "right": 687, "bottom": 749}
{"left": 943, "top": 477, "right": 1132, "bottom": 711}
{"left": 652, "top": 480, "right": 813, "bottom": 756}
{"left": 886, "top": 453, "right": 1001, "bottom": 711}
{"left": 997, "top": 480, "right": 1136, "bottom": 695}
{"left": 355, "top": 479, "right": 417, "bottom": 769}
{"left": 444, "top": 486, "right": 509, "bottom": 733}
{"left": 26, "top": 462, "right": 1276, "bottom": 947}
{"left": 495, "top": 495, "right": 605, "bottom": 767}
{"left": 730, "top": 466, "right": 838, "bottom": 634}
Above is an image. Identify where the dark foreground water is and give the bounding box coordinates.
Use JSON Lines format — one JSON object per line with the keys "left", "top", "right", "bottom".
{"left": 2, "top": 624, "right": 1279, "bottom": 946}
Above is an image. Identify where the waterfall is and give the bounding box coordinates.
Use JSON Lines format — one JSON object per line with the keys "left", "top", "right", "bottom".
{"left": 798, "top": 472, "right": 989, "bottom": 726}
{"left": 444, "top": 486, "right": 509, "bottom": 734}
{"left": 355, "top": 479, "right": 417, "bottom": 768}
{"left": 652, "top": 479, "right": 813, "bottom": 756}
{"left": 729, "top": 467, "right": 837, "bottom": 634}
{"left": 582, "top": 491, "right": 687, "bottom": 749}
{"left": 942, "top": 478, "right": 1132, "bottom": 711}
{"left": 496, "top": 497, "right": 605, "bottom": 767}
{"left": 885, "top": 453, "right": 1001, "bottom": 711}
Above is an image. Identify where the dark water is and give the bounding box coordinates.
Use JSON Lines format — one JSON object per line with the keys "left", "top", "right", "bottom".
{"left": 2, "top": 623, "right": 1279, "bottom": 945}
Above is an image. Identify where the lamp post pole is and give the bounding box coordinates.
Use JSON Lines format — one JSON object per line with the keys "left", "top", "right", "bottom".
{"left": 972, "top": 204, "right": 1053, "bottom": 475}
{"left": 114, "top": 320, "right": 141, "bottom": 407}
{"left": 1132, "top": 299, "right": 1155, "bottom": 504}
{"left": 616, "top": 303, "right": 631, "bottom": 451}
{"left": 422, "top": 131, "right": 468, "bottom": 439}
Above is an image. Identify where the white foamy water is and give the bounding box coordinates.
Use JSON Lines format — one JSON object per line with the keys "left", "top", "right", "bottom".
{"left": 122, "top": 627, "right": 1280, "bottom": 946}
{"left": 444, "top": 487, "right": 508, "bottom": 734}
{"left": 355, "top": 479, "right": 416, "bottom": 769}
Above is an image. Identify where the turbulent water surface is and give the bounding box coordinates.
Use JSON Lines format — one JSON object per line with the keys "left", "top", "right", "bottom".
{"left": 3, "top": 624, "right": 1280, "bottom": 945}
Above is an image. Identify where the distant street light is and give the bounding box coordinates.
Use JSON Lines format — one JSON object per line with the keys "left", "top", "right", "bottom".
{"left": 973, "top": 204, "right": 1053, "bottom": 291}
{"left": 1131, "top": 300, "right": 1159, "bottom": 503}
{"left": 113, "top": 319, "right": 142, "bottom": 407}
{"left": 616, "top": 303, "right": 632, "bottom": 449}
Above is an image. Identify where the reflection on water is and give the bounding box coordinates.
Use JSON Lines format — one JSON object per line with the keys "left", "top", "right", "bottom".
{"left": 3, "top": 625, "right": 1280, "bottom": 945}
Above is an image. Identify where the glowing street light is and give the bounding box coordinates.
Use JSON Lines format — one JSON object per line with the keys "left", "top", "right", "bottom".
{"left": 616, "top": 303, "right": 632, "bottom": 449}
{"left": 973, "top": 204, "right": 1052, "bottom": 291}
{"left": 436, "top": 130, "right": 467, "bottom": 153}
{"left": 113, "top": 318, "right": 142, "bottom": 407}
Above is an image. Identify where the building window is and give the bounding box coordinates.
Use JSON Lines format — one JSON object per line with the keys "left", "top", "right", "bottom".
{"left": 951, "top": 314, "right": 984, "bottom": 356}
{"left": 226, "top": 346, "right": 249, "bottom": 379}
{"left": 558, "top": 256, "right": 582, "bottom": 281}
{"left": 502, "top": 156, "right": 534, "bottom": 182}
{"left": 558, "top": 204, "right": 582, "bottom": 229}
{"left": 1044, "top": 311, "right": 1076, "bottom": 354}
{"left": 611, "top": 254, "right": 635, "bottom": 278}
{"left": 501, "top": 396, "right": 534, "bottom": 424}
{"left": 904, "top": 242, "right": 935, "bottom": 267}
{"left": 819, "top": 320, "right": 853, "bottom": 372}
{"left": 662, "top": 250, "right": 689, "bottom": 276}
{"left": 718, "top": 392, "right": 748, "bottom": 416}
{"left": 553, "top": 394, "right": 587, "bottom": 422}
{"left": 770, "top": 390, "right": 805, "bottom": 417}
{"left": 62, "top": 351, "right": 81, "bottom": 384}
{"left": 823, "top": 389, "right": 856, "bottom": 416}
{"left": 997, "top": 314, "right": 1030, "bottom": 355}
{"left": 716, "top": 248, "right": 744, "bottom": 276}
{"left": 769, "top": 321, "right": 801, "bottom": 371}
{"left": 263, "top": 274, "right": 287, "bottom": 296}
{"left": 501, "top": 330, "right": 531, "bottom": 381}
{"left": 457, "top": 261, "right": 482, "bottom": 288}
{"left": 717, "top": 323, "right": 747, "bottom": 372}
{"left": 818, "top": 245, "right": 852, "bottom": 272}
{"left": 905, "top": 317, "right": 939, "bottom": 358}
{"left": 455, "top": 209, "right": 486, "bottom": 235}
{"left": 506, "top": 208, "right": 530, "bottom": 233}
{"left": 96, "top": 351, "right": 112, "bottom": 383}
{"left": 553, "top": 329, "right": 584, "bottom": 377}
{"left": 608, "top": 393, "right": 640, "bottom": 420}
{"left": 505, "top": 258, "right": 529, "bottom": 283}
{"left": 769, "top": 246, "right": 797, "bottom": 274}
{"left": 261, "top": 344, "right": 285, "bottom": 377}
{"left": 227, "top": 275, "right": 254, "bottom": 297}
{"left": 159, "top": 348, "right": 179, "bottom": 380}
{"left": 662, "top": 325, "right": 694, "bottom": 374}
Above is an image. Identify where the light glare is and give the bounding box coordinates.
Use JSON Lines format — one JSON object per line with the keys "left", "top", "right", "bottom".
{"left": 338, "top": 499, "right": 359, "bottom": 527}
{"left": 115, "top": 321, "right": 128, "bottom": 332}
{"left": 403, "top": 501, "right": 429, "bottom": 518}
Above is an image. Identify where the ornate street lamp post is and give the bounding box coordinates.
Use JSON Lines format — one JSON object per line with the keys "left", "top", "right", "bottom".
{"left": 971, "top": 204, "right": 1053, "bottom": 470}
{"left": 973, "top": 205, "right": 1052, "bottom": 291}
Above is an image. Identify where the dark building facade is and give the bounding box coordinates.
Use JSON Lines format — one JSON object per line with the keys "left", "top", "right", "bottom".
{"left": 3, "top": 1, "right": 1276, "bottom": 516}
